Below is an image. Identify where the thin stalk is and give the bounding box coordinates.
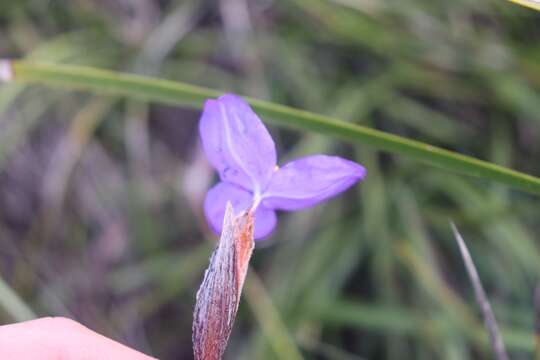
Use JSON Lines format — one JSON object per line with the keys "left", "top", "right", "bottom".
{"left": 451, "top": 223, "right": 509, "bottom": 360}
{"left": 0, "top": 276, "right": 36, "bottom": 322}
{"left": 505, "top": 0, "right": 540, "bottom": 11}
{"left": 244, "top": 271, "right": 304, "bottom": 360}
{"left": 535, "top": 283, "right": 540, "bottom": 360}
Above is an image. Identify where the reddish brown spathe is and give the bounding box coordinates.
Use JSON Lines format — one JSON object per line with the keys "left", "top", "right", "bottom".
{"left": 192, "top": 203, "right": 254, "bottom": 360}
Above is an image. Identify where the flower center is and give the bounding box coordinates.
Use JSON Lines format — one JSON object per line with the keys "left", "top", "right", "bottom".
{"left": 252, "top": 190, "right": 262, "bottom": 211}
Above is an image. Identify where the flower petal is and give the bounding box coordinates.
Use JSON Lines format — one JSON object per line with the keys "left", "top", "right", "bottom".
{"left": 262, "top": 155, "right": 366, "bottom": 211}
{"left": 204, "top": 182, "right": 277, "bottom": 239}
{"left": 199, "top": 94, "right": 277, "bottom": 191}
{"left": 252, "top": 207, "right": 277, "bottom": 240}
{"left": 204, "top": 182, "right": 252, "bottom": 234}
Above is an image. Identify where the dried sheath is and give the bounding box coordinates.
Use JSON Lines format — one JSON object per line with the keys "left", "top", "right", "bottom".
{"left": 193, "top": 203, "right": 254, "bottom": 360}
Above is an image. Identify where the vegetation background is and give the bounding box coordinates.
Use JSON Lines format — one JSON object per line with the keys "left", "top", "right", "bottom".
{"left": 0, "top": 0, "right": 539, "bottom": 359}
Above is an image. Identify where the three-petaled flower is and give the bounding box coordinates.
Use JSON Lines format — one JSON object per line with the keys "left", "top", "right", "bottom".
{"left": 200, "top": 94, "right": 366, "bottom": 239}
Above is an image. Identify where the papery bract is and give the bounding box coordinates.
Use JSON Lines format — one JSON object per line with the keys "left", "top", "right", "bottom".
{"left": 193, "top": 202, "right": 254, "bottom": 360}
{"left": 200, "top": 94, "right": 366, "bottom": 239}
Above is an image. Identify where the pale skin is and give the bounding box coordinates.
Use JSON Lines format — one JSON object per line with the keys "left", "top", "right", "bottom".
{"left": 0, "top": 317, "right": 156, "bottom": 359}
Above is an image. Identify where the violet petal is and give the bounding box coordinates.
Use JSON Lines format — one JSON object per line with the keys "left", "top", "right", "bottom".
{"left": 204, "top": 182, "right": 277, "bottom": 239}
{"left": 262, "top": 155, "right": 366, "bottom": 211}
{"left": 199, "top": 94, "right": 277, "bottom": 191}
{"left": 251, "top": 207, "right": 277, "bottom": 240}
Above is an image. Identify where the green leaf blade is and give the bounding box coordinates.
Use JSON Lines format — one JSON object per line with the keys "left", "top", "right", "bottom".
{"left": 8, "top": 60, "right": 540, "bottom": 196}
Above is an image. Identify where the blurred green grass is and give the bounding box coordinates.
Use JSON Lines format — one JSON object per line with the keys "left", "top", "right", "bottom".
{"left": 1, "top": 0, "right": 540, "bottom": 359}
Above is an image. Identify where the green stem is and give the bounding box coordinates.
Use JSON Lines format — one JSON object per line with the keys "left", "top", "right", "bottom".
{"left": 7, "top": 60, "right": 540, "bottom": 195}
{"left": 244, "top": 271, "right": 305, "bottom": 360}
{"left": 505, "top": 0, "right": 540, "bottom": 12}
{"left": 0, "top": 276, "right": 36, "bottom": 322}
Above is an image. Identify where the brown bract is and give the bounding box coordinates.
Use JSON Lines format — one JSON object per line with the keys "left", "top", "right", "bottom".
{"left": 192, "top": 202, "right": 255, "bottom": 360}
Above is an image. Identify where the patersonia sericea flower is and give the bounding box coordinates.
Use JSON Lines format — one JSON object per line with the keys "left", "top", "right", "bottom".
{"left": 200, "top": 94, "right": 366, "bottom": 239}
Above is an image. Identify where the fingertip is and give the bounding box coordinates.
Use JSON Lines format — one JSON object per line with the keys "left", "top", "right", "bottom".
{"left": 0, "top": 317, "right": 156, "bottom": 360}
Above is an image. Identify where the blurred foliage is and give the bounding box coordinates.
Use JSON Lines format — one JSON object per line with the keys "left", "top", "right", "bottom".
{"left": 0, "top": 0, "right": 540, "bottom": 359}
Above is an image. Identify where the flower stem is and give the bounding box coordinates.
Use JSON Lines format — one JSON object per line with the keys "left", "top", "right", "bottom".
{"left": 244, "top": 271, "right": 305, "bottom": 360}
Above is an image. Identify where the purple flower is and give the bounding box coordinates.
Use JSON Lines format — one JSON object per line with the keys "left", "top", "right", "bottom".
{"left": 200, "top": 94, "right": 367, "bottom": 239}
